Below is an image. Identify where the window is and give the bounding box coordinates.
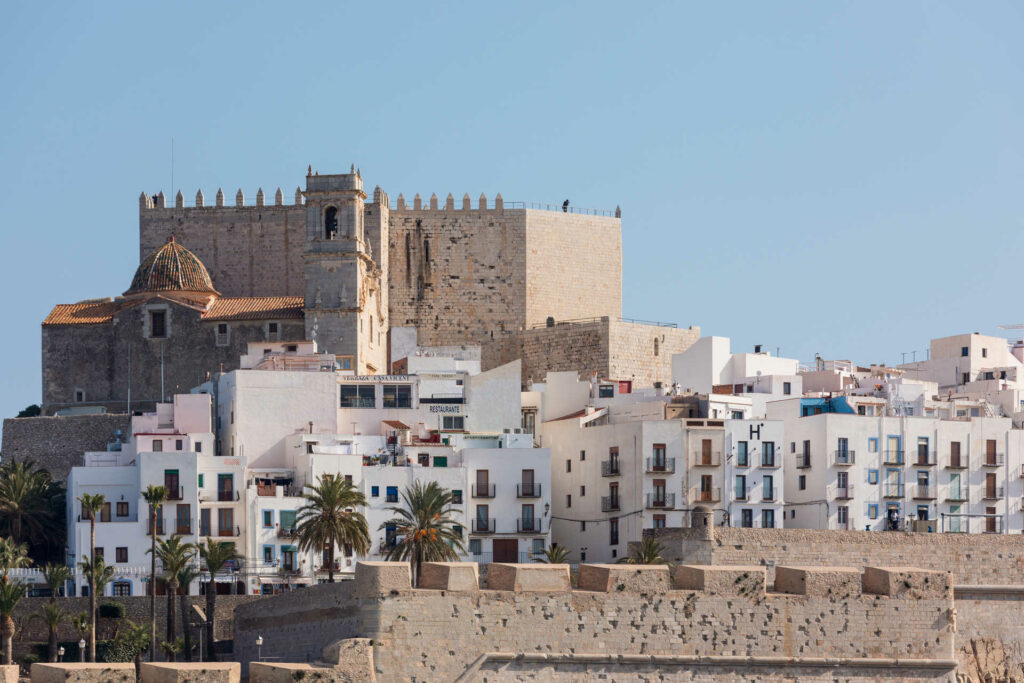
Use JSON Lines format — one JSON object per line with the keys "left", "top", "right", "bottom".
{"left": 565, "top": 459, "right": 571, "bottom": 473}
{"left": 580, "top": 450, "right": 586, "bottom": 461}
{"left": 279, "top": 510, "right": 296, "bottom": 532}
{"left": 580, "top": 521, "right": 586, "bottom": 531}
{"left": 267, "top": 322, "right": 279, "bottom": 341}
{"left": 762, "top": 442, "right": 775, "bottom": 467}
{"left": 566, "top": 494, "right": 572, "bottom": 508}
{"left": 370, "top": 486, "right": 379, "bottom": 498}
{"left": 218, "top": 474, "right": 234, "bottom": 502}
{"left": 195, "top": 442, "right": 202, "bottom": 453}
{"left": 442, "top": 416, "right": 465, "bottom": 430}
{"left": 324, "top": 206, "right": 338, "bottom": 239}
{"left": 75, "top": 389, "right": 85, "bottom": 403}
{"left": 741, "top": 509, "right": 753, "bottom": 528}
{"left": 731, "top": 411, "right": 744, "bottom": 420}
{"left": 798, "top": 475, "right": 806, "bottom": 490}
{"left": 598, "top": 385, "right": 614, "bottom": 398}
{"left": 763, "top": 475, "right": 774, "bottom": 501}
{"left": 783, "top": 381, "right": 791, "bottom": 395}
{"left": 175, "top": 439, "right": 183, "bottom": 451}
{"left": 153, "top": 439, "right": 163, "bottom": 453}
{"left": 858, "top": 405, "right": 866, "bottom": 415}
{"left": 580, "top": 551, "right": 586, "bottom": 562}
{"left": 982, "top": 347, "right": 988, "bottom": 358}
{"left": 262, "top": 510, "right": 273, "bottom": 528}
{"left": 200, "top": 509, "right": 210, "bottom": 536}
{"left": 215, "top": 323, "right": 229, "bottom": 346}
{"left": 734, "top": 475, "right": 746, "bottom": 500}
{"left": 652, "top": 443, "right": 666, "bottom": 470}
{"left": 962, "top": 372, "right": 970, "bottom": 385}
{"left": 761, "top": 509, "right": 775, "bottom": 529}
{"left": 580, "top": 485, "right": 585, "bottom": 497}
{"left": 737, "top": 441, "right": 749, "bottom": 467}
{"left": 609, "top": 518, "right": 619, "bottom": 545}
{"left": 197, "top": 474, "right": 204, "bottom": 488}
{"left": 112, "top": 581, "right": 131, "bottom": 597}
{"left": 868, "top": 469, "right": 878, "bottom": 485}
{"left": 868, "top": 504, "right": 878, "bottom": 520}
{"left": 382, "top": 384, "right": 412, "bottom": 408}
{"left": 868, "top": 438, "right": 878, "bottom": 453}
{"left": 340, "top": 384, "right": 375, "bottom": 408}
{"left": 263, "top": 546, "right": 274, "bottom": 564}
{"left": 837, "top": 506, "right": 849, "bottom": 525}
{"left": 386, "top": 486, "right": 398, "bottom": 503}
{"left": 468, "top": 539, "right": 482, "bottom": 555}
{"left": 653, "top": 514, "right": 666, "bottom": 529}
{"left": 150, "top": 310, "right": 167, "bottom": 338}
{"left": 116, "top": 502, "right": 128, "bottom": 517}
{"left": 116, "top": 547, "right": 128, "bottom": 563}
{"left": 961, "top": 346, "right": 969, "bottom": 357}
{"left": 218, "top": 508, "right": 234, "bottom": 536}
{"left": 100, "top": 503, "right": 111, "bottom": 522}
{"left": 452, "top": 524, "right": 463, "bottom": 540}
{"left": 94, "top": 547, "right": 104, "bottom": 561}
{"left": 452, "top": 489, "right": 463, "bottom": 504}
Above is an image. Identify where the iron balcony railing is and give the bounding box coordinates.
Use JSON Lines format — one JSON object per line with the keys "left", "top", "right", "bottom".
{"left": 832, "top": 450, "right": 855, "bottom": 466}
{"left": 516, "top": 518, "right": 543, "bottom": 533}
{"left": 472, "top": 518, "right": 495, "bottom": 534}
{"left": 945, "top": 455, "right": 969, "bottom": 470}
{"left": 277, "top": 526, "right": 297, "bottom": 539}
{"left": 472, "top": 484, "right": 496, "bottom": 498}
{"left": 217, "top": 490, "right": 240, "bottom": 502}
{"left": 645, "top": 493, "right": 675, "bottom": 509}
{"left": 691, "top": 451, "right": 722, "bottom": 468}
{"left": 945, "top": 488, "right": 968, "bottom": 503}
{"left": 645, "top": 457, "right": 675, "bottom": 474}
{"left": 734, "top": 487, "right": 748, "bottom": 502}
{"left": 912, "top": 485, "right": 937, "bottom": 500}
{"left": 516, "top": 483, "right": 542, "bottom": 498}
{"left": 762, "top": 487, "right": 776, "bottom": 502}
{"left": 982, "top": 485, "right": 1006, "bottom": 500}
{"left": 795, "top": 454, "right": 811, "bottom": 469}
{"left": 759, "top": 455, "right": 780, "bottom": 468}
{"left": 882, "top": 484, "right": 905, "bottom": 498}
{"left": 690, "top": 487, "right": 722, "bottom": 504}
{"left": 883, "top": 450, "right": 904, "bottom": 466}
{"left": 218, "top": 525, "right": 241, "bottom": 538}
{"left": 601, "top": 495, "right": 620, "bottom": 512}
{"left": 834, "top": 485, "right": 854, "bottom": 500}
{"left": 982, "top": 453, "right": 1006, "bottom": 467}
{"left": 912, "top": 452, "right": 937, "bottom": 467}
{"left": 166, "top": 486, "right": 184, "bottom": 501}
{"left": 601, "top": 459, "right": 621, "bottom": 477}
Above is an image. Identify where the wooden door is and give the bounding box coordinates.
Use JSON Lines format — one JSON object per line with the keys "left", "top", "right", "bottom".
{"left": 986, "top": 440, "right": 997, "bottom": 465}
{"left": 701, "top": 439, "right": 712, "bottom": 465}
{"left": 493, "top": 539, "right": 518, "bottom": 563}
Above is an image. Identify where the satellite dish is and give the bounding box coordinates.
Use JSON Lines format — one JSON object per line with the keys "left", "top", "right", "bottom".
{"left": 756, "top": 370, "right": 762, "bottom": 377}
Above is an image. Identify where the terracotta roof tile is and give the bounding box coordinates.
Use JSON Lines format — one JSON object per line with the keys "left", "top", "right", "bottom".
{"left": 203, "top": 297, "right": 305, "bottom": 321}
{"left": 43, "top": 300, "right": 136, "bottom": 326}
{"left": 126, "top": 237, "right": 218, "bottom": 296}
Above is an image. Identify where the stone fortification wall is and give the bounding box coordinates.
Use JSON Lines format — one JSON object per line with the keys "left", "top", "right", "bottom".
{"left": 508, "top": 318, "right": 700, "bottom": 387}
{"left": 954, "top": 587, "right": 1024, "bottom": 681}
{"left": 1, "top": 414, "right": 130, "bottom": 483}
{"left": 233, "top": 561, "right": 955, "bottom": 681}
{"left": 651, "top": 525, "right": 1024, "bottom": 585}
{"left": 139, "top": 193, "right": 305, "bottom": 298}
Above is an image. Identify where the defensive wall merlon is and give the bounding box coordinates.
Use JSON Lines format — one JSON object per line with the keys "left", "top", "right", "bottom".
{"left": 140, "top": 187, "right": 620, "bottom": 217}
{"left": 233, "top": 561, "right": 957, "bottom": 680}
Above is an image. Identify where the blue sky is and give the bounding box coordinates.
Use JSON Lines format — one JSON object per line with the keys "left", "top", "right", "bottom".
{"left": 1, "top": 2, "right": 1022, "bottom": 421}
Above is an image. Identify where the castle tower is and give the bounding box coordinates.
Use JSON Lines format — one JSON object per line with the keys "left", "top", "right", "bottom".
{"left": 302, "top": 169, "right": 387, "bottom": 374}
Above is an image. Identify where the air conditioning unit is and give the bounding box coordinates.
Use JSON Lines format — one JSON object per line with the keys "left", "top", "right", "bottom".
{"left": 503, "top": 428, "right": 511, "bottom": 434}
{"left": 513, "top": 428, "right": 522, "bottom": 434}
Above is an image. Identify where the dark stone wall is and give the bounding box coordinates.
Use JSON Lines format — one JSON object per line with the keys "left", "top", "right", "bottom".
{"left": 1, "top": 413, "right": 130, "bottom": 483}
{"left": 41, "top": 298, "right": 304, "bottom": 415}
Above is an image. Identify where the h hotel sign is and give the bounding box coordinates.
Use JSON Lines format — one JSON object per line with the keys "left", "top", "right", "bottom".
{"left": 749, "top": 423, "right": 764, "bottom": 440}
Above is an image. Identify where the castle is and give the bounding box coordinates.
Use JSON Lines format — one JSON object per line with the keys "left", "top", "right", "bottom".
{"left": 42, "top": 167, "right": 698, "bottom": 414}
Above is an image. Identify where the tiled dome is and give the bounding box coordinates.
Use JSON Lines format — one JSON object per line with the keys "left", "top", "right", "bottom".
{"left": 124, "top": 237, "right": 217, "bottom": 296}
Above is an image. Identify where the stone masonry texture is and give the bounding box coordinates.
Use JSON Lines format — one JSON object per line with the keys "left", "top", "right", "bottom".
{"left": 1, "top": 413, "right": 130, "bottom": 483}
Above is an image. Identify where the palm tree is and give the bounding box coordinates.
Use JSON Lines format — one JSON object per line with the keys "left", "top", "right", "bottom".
{"left": 0, "top": 537, "right": 30, "bottom": 584}
{"left": 42, "top": 564, "right": 72, "bottom": 661}
{"left": 379, "top": 481, "right": 465, "bottom": 587}
{"left": 533, "top": 544, "right": 571, "bottom": 564}
{"left": 77, "top": 493, "right": 105, "bottom": 662}
{"left": 175, "top": 565, "right": 200, "bottom": 661}
{"left": 0, "top": 579, "right": 26, "bottom": 665}
{"left": 141, "top": 485, "right": 167, "bottom": 662}
{"left": 196, "top": 539, "right": 239, "bottom": 662}
{"left": 79, "top": 555, "right": 114, "bottom": 600}
{"left": 151, "top": 535, "right": 195, "bottom": 662}
{"left": 295, "top": 475, "right": 370, "bottom": 583}
{"left": 0, "top": 461, "right": 65, "bottom": 564}
{"left": 622, "top": 536, "right": 668, "bottom": 565}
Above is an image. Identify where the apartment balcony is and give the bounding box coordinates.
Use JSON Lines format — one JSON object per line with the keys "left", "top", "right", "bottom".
{"left": 217, "top": 490, "right": 240, "bottom": 503}
{"left": 912, "top": 485, "right": 937, "bottom": 500}
{"left": 516, "top": 483, "right": 542, "bottom": 498}
{"left": 835, "top": 520, "right": 851, "bottom": 531}
{"left": 834, "top": 485, "right": 854, "bottom": 500}
{"left": 982, "top": 454, "right": 1006, "bottom": 467}
{"left": 831, "top": 450, "right": 855, "bottom": 466}
{"left": 945, "top": 456, "right": 969, "bottom": 470}
{"left": 882, "top": 450, "right": 904, "bottom": 466}
{"left": 645, "top": 493, "right": 676, "bottom": 510}
{"left": 601, "top": 496, "right": 620, "bottom": 512}
{"left": 982, "top": 516, "right": 1004, "bottom": 534}
{"left": 166, "top": 486, "right": 184, "bottom": 501}
{"left": 758, "top": 456, "right": 781, "bottom": 469}
{"left": 691, "top": 452, "right": 722, "bottom": 468}
{"left": 174, "top": 518, "right": 195, "bottom": 535}
{"left": 515, "top": 518, "right": 543, "bottom": 534}
{"left": 882, "top": 484, "right": 905, "bottom": 499}
{"left": 601, "top": 459, "right": 621, "bottom": 477}
{"left": 912, "top": 452, "right": 937, "bottom": 467}
{"left": 946, "top": 488, "right": 968, "bottom": 503}
{"left": 472, "top": 484, "right": 496, "bottom": 498}
{"left": 762, "top": 489, "right": 777, "bottom": 502}
{"left": 645, "top": 457, "right": 675, "bottom": 474}
{"left": 147, "top": 521, "right": 166, "bottom": 536}
{"left": 277, "top": 526, "right": 298, "bottom": 539}
{"left": 982, "top": 485, "right": 1006, "bottom": 501}
{"left": 734, "top": 487, "right": 748, "bottom": 502}
{"left": 690, "top": 487, "right": 722, "bottom": 504}
{"left": 218, "top": 525, "right": 241, "bottom": 538}
{"left": 794, "top": 454, "right": 811, "bottom": 469}
{"left": 472, "top": 518, "right": 496, "bottom": 534}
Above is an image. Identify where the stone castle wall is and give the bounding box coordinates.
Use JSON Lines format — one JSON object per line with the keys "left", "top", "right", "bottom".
{"left": 1, "top": 414, "right": 130, "bottom": 483}
{"left": 651, "top": 525, "right": 1024, "bottom": 585}
{"left": 233, "top": 561, "right": 956, "bottom": 681}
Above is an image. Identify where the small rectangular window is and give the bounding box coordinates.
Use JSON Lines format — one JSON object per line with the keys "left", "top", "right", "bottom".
{"left": 116, "top": 547, "right": 128, "bottom": 563}
{"left": 371, "top": 486, "right": 379, "bottom": 497}
{"left": 340, "top": 384, "right": 375, "bottom": 408}
{"left": 580, "top": 485, "right": 585, "bottom": 497}
{"left": 798, "top": 474, "right": 806, "bottom": 490}
{"left": 175, "top": 439, "right": 183, "bottom": 451}
{"left": 580, "top": 450, "right": 586, "bottom": 461}
{"left": 150, "top": 310, "right": 167, "bottom": 338}
{"left": 452, "top": 489, "right": 463, "bottom": 504}
{"left": 382, "top": 384, "right": 412, "bottom": 408}
{"left": 868, "top": 438, "right": 878, "bottom": 453}
{"left": 565, "top": 459, "right": 571, "bottom": 473}
{"left": 263, "top": 546, "right": 274, "bottom": 564}
{"left": 580, "top": 521, "right": 586, "bottom": 531}
{"left": 386, "top": 486, "right": 398, "bottom": 503}
{"left": 783, "top": 381, "right": 791, "bottom": 395}
{"left": 961, "top": 346, "right": 969, "bottom": 357}
{"left": 441, "top": 415, "right": 464, "bottom": 430}
{"left": 116, "top": 502, "right": 128, "bottom": 517}
{"left": 195, "top": 442, "right": 202, "bottom": 453}
{"left": 566, "top": 494, "right": 572, "bottom": 508}
{"left": 262, "top": 510, "right": 273, "bottom": 528}
{"left": 868, "top": 469, "right": 879, "bottom": 485}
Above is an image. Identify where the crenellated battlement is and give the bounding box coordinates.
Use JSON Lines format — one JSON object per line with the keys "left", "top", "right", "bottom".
{"left": 139, "top": 186, "right": 306, "bottom": 210}
{"left": 389, "top": 191, "right": 621, "bottom": 217}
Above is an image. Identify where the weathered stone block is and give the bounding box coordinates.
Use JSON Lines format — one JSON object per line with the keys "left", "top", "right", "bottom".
{"left": 674, "top": 565, "right": 766, "bottom": 597}
{"left": 774, "top": 566, "right": 862, "bottom": 597}
{"left": 577, "top": 564, "right": 672, "bottom": 594}
{"left": 140, "top": 662, "right": 240, "bottom": 682}
{"left": 30, "top": 662, "right": 135, "bottom": 682}
{"left": 0, "top": 665, "right": 17, "bottom": 683}
{"left": 863, "top": 566, "right": 951, "bottom": 599}
{"left": 353, "top": 561, "right": 412, "bottom": 596}
{"left": 250, "top": 662, "right": 368, "bottom": 683}
{"left": 418, "top": 562, "right": 480, "bottom": 591}
{"left": 320, "top": 638, "right": 375, "bottom": 681}
{"left": 486, "top": 563, "right": 570, "bottom": 591}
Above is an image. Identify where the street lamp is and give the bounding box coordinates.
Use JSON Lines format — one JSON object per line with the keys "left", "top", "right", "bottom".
{"left": 78, "top": 638, "right": 85, "bottom": 662}
{"left": 256, "top": 635, "right": 263, "bottom": 662}
{"left": 58, "top": 646, "right": 64, "bottom": 662}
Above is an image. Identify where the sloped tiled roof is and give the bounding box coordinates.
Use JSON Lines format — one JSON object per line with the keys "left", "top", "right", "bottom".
{"left": 43, "top": 300, "right": 133, "bottom": 326}
{"left": 203, "top": 296, "right": 305, "bottom": 321}
{"left": 125, "top": 237, "right": 218, "bottom": 296}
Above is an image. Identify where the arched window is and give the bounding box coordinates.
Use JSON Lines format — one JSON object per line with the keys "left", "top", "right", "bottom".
{"left": 324, "top": 207, "right": 338, "bottom": 239}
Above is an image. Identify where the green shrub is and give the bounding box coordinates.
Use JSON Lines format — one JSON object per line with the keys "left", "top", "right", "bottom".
{"left": 99, "top": 602, "right": 126, "bottom": 620}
